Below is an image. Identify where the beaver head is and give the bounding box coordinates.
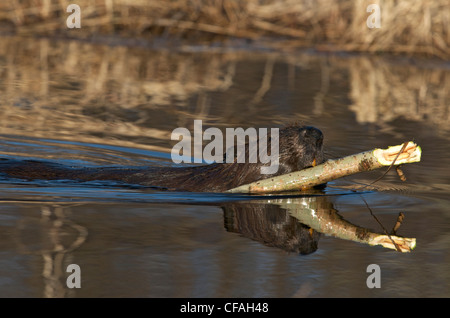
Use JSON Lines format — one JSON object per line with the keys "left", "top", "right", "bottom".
{"left": 182, "top": 124, "right": 325, "bottom": 191}
{"left": 277, "top": 125, "right": 324, "bottom": 174}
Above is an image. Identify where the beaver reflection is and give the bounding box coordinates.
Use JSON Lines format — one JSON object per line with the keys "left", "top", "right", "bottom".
{"left": 223, "top": 202, "right": 321, "bottom": 255}
{"left": 221, "top": 193, "right": 413, "bottom": 254}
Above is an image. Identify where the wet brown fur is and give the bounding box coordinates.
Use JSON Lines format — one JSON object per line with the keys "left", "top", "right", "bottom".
{"left": 0, "top": 125, "right": 324, "bottom": 192}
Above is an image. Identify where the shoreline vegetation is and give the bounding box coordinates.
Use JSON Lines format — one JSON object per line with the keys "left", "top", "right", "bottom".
{"left": 0, "top": 0, "right": 448, "bottom": 59}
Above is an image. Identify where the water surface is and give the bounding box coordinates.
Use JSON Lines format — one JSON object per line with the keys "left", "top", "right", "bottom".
{"left": 0, "top": 36, "right": 449, "bottom": 297}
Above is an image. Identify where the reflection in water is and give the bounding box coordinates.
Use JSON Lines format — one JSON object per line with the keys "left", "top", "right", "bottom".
{"left": 0, "top": 35, "right": 449, "bottom": 297}
{"left": 10, "top": 191, "right": 414, "bottom": 298}
{"left": 223, "top": 193, "right": 415, "bottom": 254}
{"left": 348, "top": 57, "right": 449, "bottom": 131}
{"left": 223, "top": 201, "right": 320, "bottom": 255}
{"left": 0, "top": 36, "right": 448, "bottom": 156}
{"left": 15, "top": 205, "right": 87, "bottom": 297}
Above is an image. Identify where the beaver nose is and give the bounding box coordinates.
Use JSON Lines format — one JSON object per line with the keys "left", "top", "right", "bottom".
{"left": 300, "top": 126, "right": 324, "bottom": 168}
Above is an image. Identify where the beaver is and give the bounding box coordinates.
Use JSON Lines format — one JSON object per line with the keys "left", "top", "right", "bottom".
{"left": 0, "top": 125, "right": 324, "bottom": 192}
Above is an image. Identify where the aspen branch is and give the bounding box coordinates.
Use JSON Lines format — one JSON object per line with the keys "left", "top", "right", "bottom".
{"left": 227, "top": 142, "right": 422, "bottom": 194}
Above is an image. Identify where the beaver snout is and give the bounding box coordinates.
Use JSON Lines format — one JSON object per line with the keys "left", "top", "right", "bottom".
{"left": 297, "top": 126, "right": 324, "bottom": 169}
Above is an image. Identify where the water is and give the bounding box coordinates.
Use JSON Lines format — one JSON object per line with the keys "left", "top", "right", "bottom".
{"left": 0, "top": 36, "right": 449, "bottom": 297}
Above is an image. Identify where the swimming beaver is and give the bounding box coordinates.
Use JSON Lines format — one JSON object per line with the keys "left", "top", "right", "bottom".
{"left": 0, "top": 125, "right": 324, "bottom": 192}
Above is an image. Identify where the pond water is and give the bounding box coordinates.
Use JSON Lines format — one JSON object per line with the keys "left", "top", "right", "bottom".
{"left": 0, "top": 36, "right": 449, "bottom": 297}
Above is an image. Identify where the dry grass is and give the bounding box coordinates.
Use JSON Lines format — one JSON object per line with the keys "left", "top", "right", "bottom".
{"left": 0, "top": 0, "right": 448, "bottom": 58}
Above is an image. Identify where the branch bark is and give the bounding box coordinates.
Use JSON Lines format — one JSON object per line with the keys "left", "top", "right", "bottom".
{"left": 227, "top": 142, "right": 422, "bottom": 194}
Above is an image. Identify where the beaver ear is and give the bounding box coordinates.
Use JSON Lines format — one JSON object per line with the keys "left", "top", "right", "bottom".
{"left": 298, "top": 127, "right": 308, "bottom": 138}
{"left": 285, "top": 121, "right": 303, "bottom": 128}
{"left": 299, "top": 126, "right": 323, "bottom": 141}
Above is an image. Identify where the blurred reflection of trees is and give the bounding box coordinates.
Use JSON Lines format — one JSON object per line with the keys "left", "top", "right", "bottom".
{"left": 0, "top": 37, "right": 448, "bottom": 151}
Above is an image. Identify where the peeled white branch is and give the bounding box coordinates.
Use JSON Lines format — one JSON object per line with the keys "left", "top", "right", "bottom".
{"left": 227, "top": 142, "right": 421, "bottom": 194}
